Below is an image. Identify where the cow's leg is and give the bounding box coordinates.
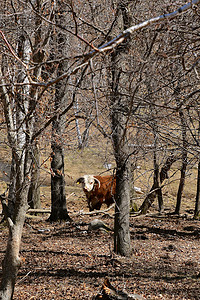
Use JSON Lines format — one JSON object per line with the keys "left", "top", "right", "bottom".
{"left": 90, "top": 196, "right": 103, "bottom": 211}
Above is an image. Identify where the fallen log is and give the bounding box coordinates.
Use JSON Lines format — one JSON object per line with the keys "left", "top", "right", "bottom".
{"left": 27, "top": 208, "right": 51, "bottom": 213}
{"left": 26, "top": 203, "right": 115, "bottom": 217}
{"left": 93, "top": 278, "right": 145, "bottom": 300}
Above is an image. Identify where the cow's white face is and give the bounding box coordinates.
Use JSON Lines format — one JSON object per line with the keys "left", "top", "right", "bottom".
{"left": 77, "top": 175, "right": 95, "bottom": 192}
{"left": 76, "top": 175, "right": 101, "bottom": 211}
{"left": 82, "top": 175, "right": 95, "bottom": 192}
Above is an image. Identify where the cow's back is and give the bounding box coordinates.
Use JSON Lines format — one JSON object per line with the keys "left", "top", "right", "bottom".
{"left": 94, "top": 175, "right": 116, "bottom": 204}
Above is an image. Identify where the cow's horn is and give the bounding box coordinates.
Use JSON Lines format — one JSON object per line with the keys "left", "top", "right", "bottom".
{"left": 94, "top": 177, "right": 100, "bottom": 188}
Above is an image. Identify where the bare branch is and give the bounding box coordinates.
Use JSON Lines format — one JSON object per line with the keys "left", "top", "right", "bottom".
{"left": 0, "top": 0, "right": 199, "bottom": 90}
{"left": 0, "top": 30, "right": 28, "bottom": 69}
{"left": 100, "top": 0, "right": 200, "bottom": 52}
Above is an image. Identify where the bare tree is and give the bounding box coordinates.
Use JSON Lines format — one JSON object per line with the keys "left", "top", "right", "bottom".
{"left": 108, "top": 0, "right": 133, "bottom": 256}
{"left": 139, "top": 152, "right": 178, "bottom": 214}
{"left": 0, "top": 1, "right": 199, "bottom": 298}
{"left": 48, "top": 1, "right": 71, "bottom": 222}
{"left": 0, "top": 0, "right": 52, "bottom": 297}
{"left": 194, "top": 108, "right": 200, "bottom": 218}
{"left": 174, "top": 86, "right": 188, "bottom": 214}
{"left": 0, "top": 28, "right": 34, "bottom": 300}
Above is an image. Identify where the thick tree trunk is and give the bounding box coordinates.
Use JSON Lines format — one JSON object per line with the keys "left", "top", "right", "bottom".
{"left": 114, "top": 165, "right": 131, "bottom": 256}
{"left": 110, "top": 65, "right": 131, "bottom": 256}
{"left": 0, "top": 228, "right": 22, "bottom": 300}
{"left": 49, "top": 87, "right": 70, "bottom": 222}
{"left": 111, "top": 63, "right": 131, "bottom": 256}
{"left": 0, "top": 213, "right": 27, "bottom": 300}
{"left": 110, "top": 62, "right": 131, "bottom": 256}
{"left": 0, "top": 154, "right": 30, "bottom": 300}
{"left": 0, "top": 1, "right": 50, "bottom": 298}
{"left": 109, "top": 0, "right": 132, "bottom": 257}
{"left": 0, "top": 17, "right": 37, "bottom": 297}
{"left": 49, "top": 2, "right": 71, "bottom": 222}
{"left": 49, "top": 142, "right": 70, "bottom": 222}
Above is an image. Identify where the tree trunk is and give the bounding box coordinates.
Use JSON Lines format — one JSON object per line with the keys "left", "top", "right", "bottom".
{"left": 74, "top": 98, "right": 83, "bottom": 149}
{"left": 0, "top": 208, "right": 28, "bottom": 300}
{"left": 0, "top": 151, "right": 30, "bottom": 300}
{"left": 194, "top": 118, "right": 200, "bottom": 219}
{"left": 49, "top": 142, "right": 70, "bottom": 222}
{"left": 28, "top": 143, "right": 40, "bottom": 209}
{"left": 110, "top": 64, "right": 131, "bottom": 256}
{"left": 7, "top": 157, "right": 16, "bottom": 218}
{"left": 140, "top": 152, "right": 177, "bottom": 214}
{"left": 174, "top": 88, "right": 188, "bottom": 215}
{"left": 174, "top": 152, "right": 187, "bottom": 214}
{"left": 114, "top": 164, "right": 131, "bottom": 256}
{"left": 194, "top": 160, "right": 200, "bottom": 218}
{"left": 49, "top": 3, "right": 71, "bottom": 222}
{"left": 130, "top": 163, "right": 136, "bottom": 211}
{"left": 111, "top": 57, "right": 131, "bottom": 256}
{"left": 139, "top": 97, "right": 163, "bottom": 215}
{"left": 153, "top": 148, "right": 164, "bottom": 213}
{"left": 139, "top": 183, "right": 158, "bottom": 215}
{"left": 109, "top": 0, "right": 132, "bottom": 257}
{"left": 111, "top": 91, "right": 131, "bottom": 256}
{"left": 0, "top": 13, "right": 37, "bottom": 297}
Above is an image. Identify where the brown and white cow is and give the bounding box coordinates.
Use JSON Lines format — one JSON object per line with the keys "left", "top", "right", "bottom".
{"left": 76, "top": 174, "right": 143, "bottom": 211}
{"left": 76, "top": 175, "right": 116, "bottom": 211}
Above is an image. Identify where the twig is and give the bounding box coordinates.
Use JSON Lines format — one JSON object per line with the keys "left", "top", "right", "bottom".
{"left": 0, "top": 30, "right": 28, "bottom": 69}
{"left": 75, "top": 204, "right": 115, "bottom": 217}
{"left": 16, "top": 271, "right": 31, "bottom": 285}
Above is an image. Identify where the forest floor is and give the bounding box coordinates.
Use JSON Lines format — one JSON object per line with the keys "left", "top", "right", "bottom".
{"left": 0, "top": 144, "right": 199, "bottom": 299}
{"left": 0, "top": 199, "right": 199, "bottom": 300}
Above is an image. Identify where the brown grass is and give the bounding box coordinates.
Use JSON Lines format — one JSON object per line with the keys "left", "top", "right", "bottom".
{"left": 0, "top": 129, "right": 198, "bottom": 216}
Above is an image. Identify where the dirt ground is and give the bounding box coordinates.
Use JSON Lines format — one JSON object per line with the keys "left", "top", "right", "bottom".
{"left": 0, "top": 196, "right": 199, "bottom": 300}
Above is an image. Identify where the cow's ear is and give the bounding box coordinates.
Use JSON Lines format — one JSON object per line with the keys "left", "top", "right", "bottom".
{"left": 76, "top": 177, "right": 84, "bottom": 184}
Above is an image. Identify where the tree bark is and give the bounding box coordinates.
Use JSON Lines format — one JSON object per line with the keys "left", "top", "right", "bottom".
{"left": 194, "top": 160, "right": 200, "bottom": 218}
{"left": 7, "top": 157, "right": 16, "bottom": 218}
{"left": 28, "top": 143, "right": 41, "bottom": 209}
{"left": 110, "top": 56, "right": 131, "bottom": 257}
{"left": 194, "top": 118, "right": 200, "bottom": 218}
{"left": 153, "top": 136, "right": 163, "bottom": 213}
{"left": 49, "top": 2, "right": 71, "bottom": 222}
{"left": 130, "top": 163, "right": 136, "bottom": 211}
{"left": 111, "top": 73, "right": 131, "bottom": 256}
{"left": 0, "top": 174, "right": 29, "bottom": 300}
{"left": 114, "top": 163, "right": 131, "bottom": 256}
{"left": 109, "top": 0, "right": 133, "bottom": 257}
{"left": 111, "top": 86, "right": 131, "bottom": 256}
{"left": 175, "top": 152, "right": 187, "bottom": 214}
{"left": 0, "top": 7, "right": 38, "bottom": 296}
{"left": 49, "top": 142, "right": 70, "bottom": 221}
{"left": 174, "top": 88, "right": 188, "bottom": 215}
